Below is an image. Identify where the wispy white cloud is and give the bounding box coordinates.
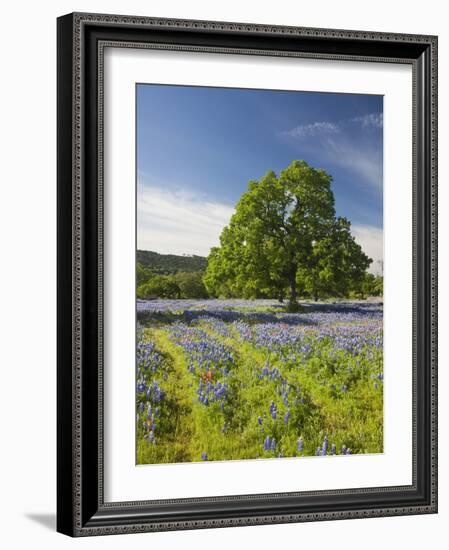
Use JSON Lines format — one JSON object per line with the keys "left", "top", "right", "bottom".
{"left": 284, "top": 121, "right": 339, "bottom": 138}
{"left": 350, "top": 112, "right": 383, "bottom": 129}
{"left": 284, "top": 112, "right": 383, "bottom": 138}
{"left": 281, "top": 112, "right": 383, "bottom": 190}
{"left": 351, "top": 224, "right": 383, "bottom": 275}
{"left": 137, "top": 182, "right": 234, "bottom": 256}
{"left": 323, "top": 137, "right": 382, "bottom": 189}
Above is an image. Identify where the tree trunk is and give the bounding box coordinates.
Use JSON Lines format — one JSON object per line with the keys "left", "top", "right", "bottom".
{"left": 284, "top": 265, "right": 299, "bottom": 312}
{"left": 288, "top": 266, "right": 299, "bottom": 311}
{"left": 289, "top": 274, "right": 297, "bottom": 304}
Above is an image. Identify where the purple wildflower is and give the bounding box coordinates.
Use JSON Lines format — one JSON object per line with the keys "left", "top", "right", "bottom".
{"left": 264, "top": 436, "right": 271, "bottom": 451}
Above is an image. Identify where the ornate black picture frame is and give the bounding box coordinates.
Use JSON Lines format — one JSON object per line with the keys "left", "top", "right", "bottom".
{"left": 57, "top": 12, "right": 438, "bottom": 536}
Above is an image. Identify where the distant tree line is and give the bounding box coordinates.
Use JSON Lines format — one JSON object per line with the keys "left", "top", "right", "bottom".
{"left": 137, "top": 260, "right": 382, "bottom": 301}
{"left": 137, "top": 264, "right": 208, "bottom": 299}
{"left": 137, "top": 250, "right": 207, "bottom": 275}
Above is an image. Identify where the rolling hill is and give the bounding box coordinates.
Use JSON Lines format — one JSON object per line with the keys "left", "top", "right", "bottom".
{"left": 137, "top": 250, "right": 207, "bottom": 275}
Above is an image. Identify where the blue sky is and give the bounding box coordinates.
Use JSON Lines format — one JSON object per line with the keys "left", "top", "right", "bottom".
{"left": 137, "top": 84, "right": 383, "bottom": 273}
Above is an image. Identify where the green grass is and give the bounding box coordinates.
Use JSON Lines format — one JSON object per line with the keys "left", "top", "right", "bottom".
{"left": 136, "top": 316, "right": 383, "bottom": 464}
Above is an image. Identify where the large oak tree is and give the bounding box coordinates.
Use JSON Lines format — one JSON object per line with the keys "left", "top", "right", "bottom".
{"left": 204, "top": 160, "right": 372, "bottom": 307}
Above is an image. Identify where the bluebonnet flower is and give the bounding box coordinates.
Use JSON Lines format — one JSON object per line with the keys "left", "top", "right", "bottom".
{"left": 139, "top": 401, "right": 144, "bottom": 414}
{"left": 271, "top": 438, "right": 277, "bottom": 451}
{"left": 297, "top": 437, "right": 304, "bottom": 453}
{"left": 264, "top": 436, "right": 271, "bottom": 451}
{"left": 151, "top": 382, "right": 164, "bottom": 402}
{"left": 322, "top": 436, "right": 328, "bottom": 455}
{"left": 136, "top": 299, "right": 383, "bottom": 461}
{"left": 201, "top": 452, "right": 208, "bottom": 461}
{"left": 136, "top": 337, "right": 164, "bottom": 373}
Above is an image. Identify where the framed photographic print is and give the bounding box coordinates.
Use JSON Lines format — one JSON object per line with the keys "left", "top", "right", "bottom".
{"left": 57, "top": 12, "right": 438, "bottom": 536}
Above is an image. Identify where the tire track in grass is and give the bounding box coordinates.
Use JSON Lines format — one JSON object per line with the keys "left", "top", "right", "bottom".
{"left": 138, "top": 327, "right": 196, "bottom": 464}
{"left": 157, "top": 321, "right": 263, "bottom": 461}
{"left": 150, "top": 327, "right": 244, "bottom": 463}
{"left": 165, "top": 324, "right": 248, "bottom": 461}
{"left": 198, "top": 322, "right": 298, "bottom": 457}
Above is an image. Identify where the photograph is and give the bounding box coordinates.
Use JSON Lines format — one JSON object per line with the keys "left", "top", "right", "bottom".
{"left": 135, "top": 84, "right": 384, "bottom": 465}
{"left": 54, "top": 9, "right": 437, "bottom": 537}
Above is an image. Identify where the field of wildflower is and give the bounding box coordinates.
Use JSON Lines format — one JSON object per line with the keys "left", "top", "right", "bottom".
{"left": 136, "top": 299, "right": 383, "bottom": 464}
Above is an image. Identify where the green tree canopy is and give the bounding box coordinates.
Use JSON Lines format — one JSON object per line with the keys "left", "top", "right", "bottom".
{"left": 204, "top": 160, "right": 372, "bottom": 307}
{"left": 137, "top": 275, "right": 181, "bottom": 299}
{"left": 350, "top": 273, "right": 383, "bottom": 299}
{"left": 174, "top": 271, "right": 209, "bottom": 299}
{"left": 136, "top": 262, "right": 153, "bottom": 286}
